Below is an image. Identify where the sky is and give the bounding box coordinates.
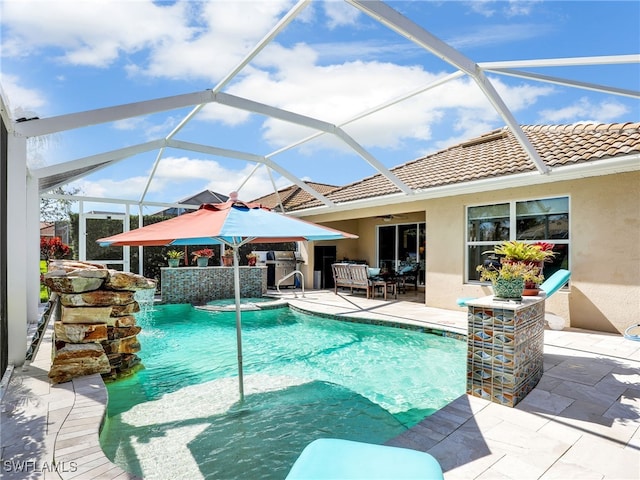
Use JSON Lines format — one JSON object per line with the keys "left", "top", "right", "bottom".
{"left": 1, "top": 0, "right": 638, "bottom": 213}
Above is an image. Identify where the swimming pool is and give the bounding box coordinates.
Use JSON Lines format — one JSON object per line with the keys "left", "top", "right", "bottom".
{"left": 100, "top": 303, "right": 466, "bottom": 479}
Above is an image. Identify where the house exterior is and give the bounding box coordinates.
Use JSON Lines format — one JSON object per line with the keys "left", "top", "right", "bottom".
{"left": 283, "top": 123, "right": 640, "bottom": 335}
{"left": 40, "top": 221, "right": 55, "bottom": 240}
{"left": 154, "top": 190, "right": 229, "bottom": 216}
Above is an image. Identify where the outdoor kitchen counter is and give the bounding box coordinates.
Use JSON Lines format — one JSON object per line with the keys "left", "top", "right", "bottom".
{"left": 161, "top": 266, "right": 267, "bottom": 304}
{"left": 465, "top": 295, "right": 545, "bottom": 407}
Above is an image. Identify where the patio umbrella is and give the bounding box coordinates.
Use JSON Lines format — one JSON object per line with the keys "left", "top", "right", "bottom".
{"left": 97, "top": 192, "right": 357, "bottom": 402}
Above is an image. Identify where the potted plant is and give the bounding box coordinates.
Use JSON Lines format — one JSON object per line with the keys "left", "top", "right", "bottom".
{"left": 246, "top": 252, "right": 258, "bottom": 266}
{"left": 489, "top": 240, "right": 556, "bottom": 263}
{"left": 484, "top": 241, "right": 556, "bottom": 294}
{"left": 476, "top": 259, "right": 544, "bottom": 301}
{"left": 166, "top": 249, "right": 184, "bottom": 267}
{"left": 192, "top": 248, "right": 214, "bottom": 267}
{"left": 222, "top": 248, "right": 234, "bottom": 267}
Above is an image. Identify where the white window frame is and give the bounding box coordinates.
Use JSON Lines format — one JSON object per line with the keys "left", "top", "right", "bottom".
{"left": 465, "top": 195, "right": 570, "bottom": 283}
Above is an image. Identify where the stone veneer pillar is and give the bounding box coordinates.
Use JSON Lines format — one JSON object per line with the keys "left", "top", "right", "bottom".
{"left": 43, "top": 260, "right": 156, "bottom": 384}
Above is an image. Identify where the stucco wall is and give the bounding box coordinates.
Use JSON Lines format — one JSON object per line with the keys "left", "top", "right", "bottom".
{"left": 567, "top": 172, "right": 639, "bottom": 332}
{"left": 425, "top": 171, "right": 639, "bottom": 334}
{"left": 304, "top": 171, "right": 639, "bottom": 335}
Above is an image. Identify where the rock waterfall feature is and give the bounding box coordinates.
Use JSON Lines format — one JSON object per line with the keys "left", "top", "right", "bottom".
{"left": 43, "top": 260, "right": 156, "bottom": 384}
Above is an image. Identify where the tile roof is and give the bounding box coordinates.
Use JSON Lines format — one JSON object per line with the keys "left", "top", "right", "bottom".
{"left": 251, "top": 181, "right": 339, "bottom": 211}
{"left": 291, "top": 122, "right": 640, "bottom": 210}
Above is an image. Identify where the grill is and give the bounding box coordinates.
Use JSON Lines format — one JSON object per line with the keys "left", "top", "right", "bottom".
{"left": 266, "top": 251, "right": 300, "bottom": 288}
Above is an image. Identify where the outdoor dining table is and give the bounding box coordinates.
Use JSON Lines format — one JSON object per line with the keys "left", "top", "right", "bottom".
{"left": 369, "top": 277, "right": 397, "bottom": 300}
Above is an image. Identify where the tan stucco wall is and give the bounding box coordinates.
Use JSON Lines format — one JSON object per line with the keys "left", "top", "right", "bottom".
{"left": 428, "top": 171, "right": 640, "bottom": 334}
{"left": 302, "top": 171, "right": 639, "bottom": 334}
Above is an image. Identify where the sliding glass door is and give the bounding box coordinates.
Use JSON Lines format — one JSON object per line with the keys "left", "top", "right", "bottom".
{"left": 377, "top": 222, "right": 426, "bottom": 283}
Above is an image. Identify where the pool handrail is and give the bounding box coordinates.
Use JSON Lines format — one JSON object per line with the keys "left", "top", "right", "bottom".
{"left": 277, "top": 270, "right": 305, "bottom": 298}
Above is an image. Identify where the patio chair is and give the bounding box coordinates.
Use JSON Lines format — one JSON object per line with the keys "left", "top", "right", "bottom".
{"left": 286, "top": 438, "right": 444, "bottom": 480}
{"left": 349, "top": 264, "right": 371, "bottom": 298}
{"left": 332, "top": 263, "right": 353, "bottom": 294}
{"left": 456, "top": 269, "right": 571, "bottom": 307}
{"left": 396, "top": 262, "right": 420, "bottom": 293}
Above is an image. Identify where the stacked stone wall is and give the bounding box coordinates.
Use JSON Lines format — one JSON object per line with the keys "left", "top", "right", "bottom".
{"left": 161, "top": 266, "right": 266, "bottom": 304}
{"left": 43, "top": 260, "right": 156, "bottom": 384}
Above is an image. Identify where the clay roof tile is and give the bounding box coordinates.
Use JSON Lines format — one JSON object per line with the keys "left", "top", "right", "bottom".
{"left": 289, "top": 122, "right": 640, "bottom": 211}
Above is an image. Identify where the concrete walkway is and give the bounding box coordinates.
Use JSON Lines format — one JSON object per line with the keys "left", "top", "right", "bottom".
{"left": 1, "top": 289, "right": 639, "bottom": 479}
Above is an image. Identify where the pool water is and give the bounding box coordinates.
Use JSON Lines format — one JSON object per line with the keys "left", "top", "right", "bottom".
{"left": 100, "top": 303, "right": 466, "bottom": 479}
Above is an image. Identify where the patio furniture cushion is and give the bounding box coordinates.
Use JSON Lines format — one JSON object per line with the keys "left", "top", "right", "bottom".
{"left": 539, "top": 269, "right": 571, "bottom": 297}
{"left": 396, "top": 262, "right": 420, "bottom": 291}
{"left": 286, "top": 438, "right": 444, "bottom": 480}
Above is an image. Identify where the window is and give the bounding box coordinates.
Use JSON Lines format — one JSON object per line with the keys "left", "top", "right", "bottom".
{"left": 466, "top": 197, "right": 569, "bottom": 282}
{"left": 377, "top": 222, "right": 426, "bottom": 283}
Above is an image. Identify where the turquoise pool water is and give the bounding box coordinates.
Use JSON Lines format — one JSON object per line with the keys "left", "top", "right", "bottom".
{"left": 100, "top": 303, "right": 466, "bottom": 479}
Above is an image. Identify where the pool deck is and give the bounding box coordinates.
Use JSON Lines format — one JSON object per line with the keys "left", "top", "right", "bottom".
{"left": 1, "top": 289, "right": 639, "bottom": 479}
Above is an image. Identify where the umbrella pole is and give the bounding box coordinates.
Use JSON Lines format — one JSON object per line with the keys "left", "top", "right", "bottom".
{"left": 232, "top": 245, "right": 245, "bottom": 403}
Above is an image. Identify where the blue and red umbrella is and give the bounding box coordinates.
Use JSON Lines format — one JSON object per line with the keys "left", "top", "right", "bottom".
{"left": 98, "top": 193, "right": 357, "bottom": 402}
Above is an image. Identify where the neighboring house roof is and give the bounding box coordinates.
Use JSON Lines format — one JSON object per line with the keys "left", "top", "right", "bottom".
{"left": 291, "top": 122, "right": 640, "bottom": 211}
{"left": 250, "top": 181, "right": 339, "bottom": 211}
{"left": 155, "top": 190, "right": 229, "bottom": 216}
{"left": 40, "top": 222, "right": 55, "bottom": 236}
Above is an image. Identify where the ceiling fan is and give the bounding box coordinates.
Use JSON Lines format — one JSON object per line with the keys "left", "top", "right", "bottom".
{"left": 376, "top": 214, "right": 408, "bottom": 222}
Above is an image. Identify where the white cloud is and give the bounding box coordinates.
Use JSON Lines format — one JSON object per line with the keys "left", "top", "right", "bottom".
{"left": 113, "top": 115, "right": 180, "bottom": 141}
{"left": 323, "top": 1, "right": 360, "bottom": 29}
{"left": 1, "top": 0, "right": 192, "bottom": 67}
{"left": 494, "top": 80, "right": 555, "bottom": 111}
{"left": 154, "top": 156, "right": 284, "bottom": 199}
{"left": 141, "top": 1, "right": 294, "bottom": 81}
{"left": 72, "top": 155, "right": 287, "bottom": 204}
{"left": 0, "top": 0, "right": 558, "bottom": 157}
{"left": 0, "top": 73, "right": 47, "bottom": 117}
{"left": 504, "top": 1, "right": 542, "bottom": 17}
{"left": 449, "top": 23, "right": 548, "bottom": 50}
{"left": 465, "top": 0, "right": 540, "bottom": 18}
{"left": 466, "top": 0, "right": 498, "bottom": 18}
{"left": 538, "top": 97, "right": 630, "bottom": 124}
{"left": 223, "top": 62, "right": 555, "bottom": 154}
{"left": 228, "top": 58, "right": 448, "bottom": 148}
{"left": 154, "top": 156, "right": 288, "bottom": 200}
{"left": 75, "top": 175, "right": 155, "bottom": 199}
